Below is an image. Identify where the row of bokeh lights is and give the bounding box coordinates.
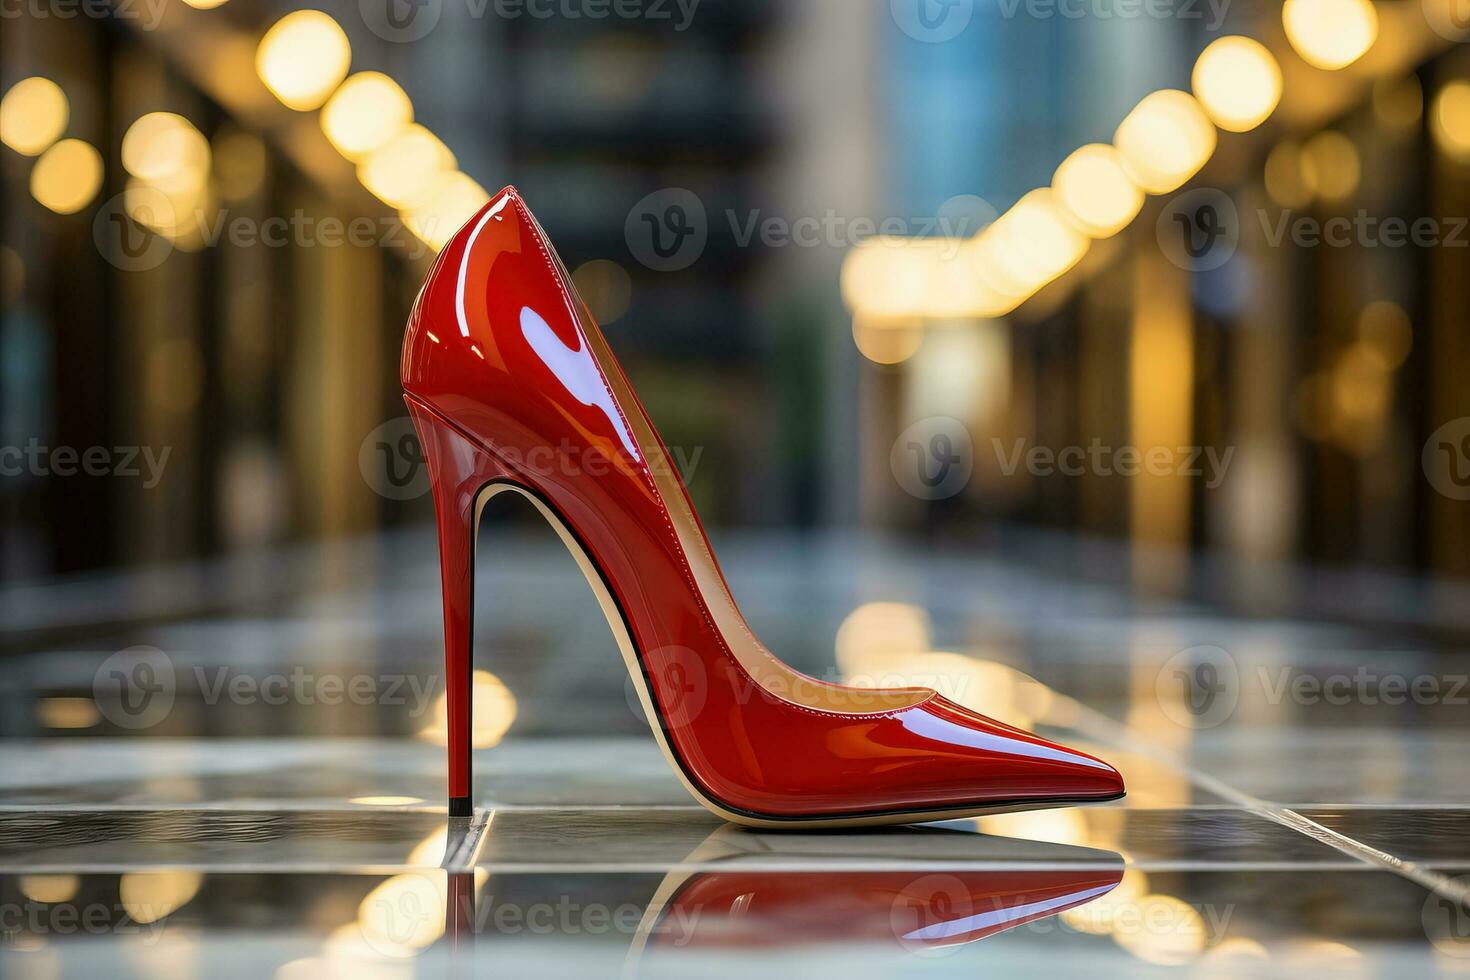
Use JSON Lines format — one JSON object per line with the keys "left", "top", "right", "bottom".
{"left": 0, "top": 6, "right": 487, "bottom": 252}
{"left": 0, "top": 76, "right": 105, "bottom": 215}
{"left": 255, "top": 9, "right": 490, "bottom": 249}
{"left": 839, "top": 0, "right": 1422, "bottom": 364}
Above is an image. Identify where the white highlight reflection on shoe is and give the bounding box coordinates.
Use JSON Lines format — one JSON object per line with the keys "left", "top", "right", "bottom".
{"left": 456, "top": 194, "right": 512, "bottom": 338}
{"left": 520, "top": 305, "right": 640, "bottom": 460}
{"left": 901, "top": 883, "right": 1117, "bottom": 942}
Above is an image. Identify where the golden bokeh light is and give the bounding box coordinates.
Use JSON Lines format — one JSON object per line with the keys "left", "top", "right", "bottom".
{"left": 182, "top": 0, "right": 230, "bottom": 7}
{"left": 1431, "top": 80, "right": 1470, "bottom": 162}
{"left": 1112, "top": 894, "right": 1207, "bottom": 964}
{"left": 1300, "top": 130, "right": 1360, "bottom": 200}
{"left": 124, "top": 175, "right": 214, "bottom": 249}
{"left": 1264, "top": 140, "right": 1312, "bottom": 207}
{"left": 35, "top": 697, "right": 100, "bottom": 728}
{"left": 1373, "top": 75, "right": 1423, "bottom": 129}
{"left": 322, "top": 922, "right": 408, "bottom": 966}
{"left": 30, "top": 139, "right": 103, "bottom": 215}
{"left": 357, "top": 873, "right": 444, "bottom": 954}
{"left": 1330, "top": 344, "right": 1391, "bottom": 457}
{"left": 977, "top": 807, "right": 1090, "bottom": 846}
{"left": 572, "top": 259, "right": 633, "bottom": 323}
{"left": 255, "top": 10, "right": 352, "bottom": 111}
{"left": 1191, "top": 36, "right": 1282, "bottom": 133}
{"left": 1052, "top": 143, "right": 1144, "bottom": 238}
{"left": 275, "top": 958, "right": 327, "bottom": 980}
{"left": 321, "top": 72, "right": 413, "bottom": 161}
{"left": 977, "top": 188, "right": 1089, "bottom": 299}
{"left": 852, "top": 317, "right": 924, "bottom": 365}
{"left": 921, "top": 238, "right": 1015, "bottom": 317}
{"left": 835, "top": 601, "right": 931, "bottom": 675}
{"left": 1113, "top": 90, "right": 1217, "bottom": 194}
{"left": 403, "top": 171, "right": 491, "bottom": 251}
{"left": 833, "top": 603, "right": 1063, "bottom": 731}
{"left": 120, "top": 871, "right": 204, "bottom": 925}
{"left": 841, "top": 238, "right": 928, "bottom": 319}
{"left": 1204, "top": 937, "right": 1270, "bottom": 963}
{"left": 20, "top": 875, "right": 80, "bottom": 904}
{"left": 860, "top": 652, "right": 1046, "bottom": 729}
{"left": 122, "top": 113, "right": 211, "bottom": 197}
{"left": 1282, "top": 0, "right": 1378, "bottom": 71}
{"left": 1357, "top": 299, "right": 1412, "bottom": 370}
{"left": 213, "top": 127, "right": 267, "bottom": 202}
{"left": 342, "top": 836, "right": 490, "bottom": 968}
{"left": 0, "top": 76, "right": 69, "bottom": 156}
{"left": 420, "top": 669, "right": 517, "bottom": 748}
{"left": 1333, "top": 343, "right": 1392, "bottom": 424}
{"left": 1060, "top": 868, "right": 1149, "bottom": 935}
{"left": 408, "top": 827, "right": 455, "bottom": 867}
{"left": 124, "top": 180, "right": 181, "bottom": 236}
{"left": 842, "top": 237, "right": 1015, "bottom": 321}
{"left": 359, "top": 124, "right": 457, "bottom": 210}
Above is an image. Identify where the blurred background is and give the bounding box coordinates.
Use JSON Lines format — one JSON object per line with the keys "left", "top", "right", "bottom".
{"left": 6, "top": 2, "right": 1470, "bottom": 974}
{"left": 3, "top": 0, "right": 1470, "bottom": 710}
{"left": 4, "top": 0, "right": 1470, "bottom": 603}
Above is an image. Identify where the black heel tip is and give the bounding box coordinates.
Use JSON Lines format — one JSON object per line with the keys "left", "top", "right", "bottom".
{"left": 449, "top": 796, "right": 473, "bottom": 817}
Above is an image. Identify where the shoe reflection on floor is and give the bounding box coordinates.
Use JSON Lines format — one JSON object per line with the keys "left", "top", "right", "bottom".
{"left": 435, "top": 820, "right": 1122, "bottom": 969}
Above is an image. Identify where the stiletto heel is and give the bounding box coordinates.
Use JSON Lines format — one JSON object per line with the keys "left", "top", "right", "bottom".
{"left": 402, "top": 186, "right": 1124, "bottom": 827}
{"left": 407, "top": 395, "right": 509, "bottom": 817}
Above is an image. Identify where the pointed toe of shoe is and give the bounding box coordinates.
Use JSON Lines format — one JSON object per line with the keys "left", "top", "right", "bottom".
{"left": 907, "top": 695, "right": 1126, "bottom": 811}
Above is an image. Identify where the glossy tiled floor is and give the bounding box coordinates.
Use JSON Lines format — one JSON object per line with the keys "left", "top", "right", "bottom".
{"left": 3, "top": 527, "right": 1470, "bottom": 977}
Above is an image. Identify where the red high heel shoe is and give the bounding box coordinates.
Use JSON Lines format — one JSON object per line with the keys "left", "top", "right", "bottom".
{"left": 403, "top": 186, "right": 1124, "bottom": 826}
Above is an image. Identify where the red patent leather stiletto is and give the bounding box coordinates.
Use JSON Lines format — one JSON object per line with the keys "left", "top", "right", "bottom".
{"left": 403, "top": 186, "right": 1124, "bottom": 825}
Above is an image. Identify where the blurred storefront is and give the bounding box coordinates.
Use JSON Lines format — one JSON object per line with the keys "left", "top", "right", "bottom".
{"left": 4, "top": 0, "right": 1470, "bottom": 599}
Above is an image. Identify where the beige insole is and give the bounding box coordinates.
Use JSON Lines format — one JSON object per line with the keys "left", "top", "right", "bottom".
{"left": 578, "top": 310, "right": 931, "bottom": 715}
